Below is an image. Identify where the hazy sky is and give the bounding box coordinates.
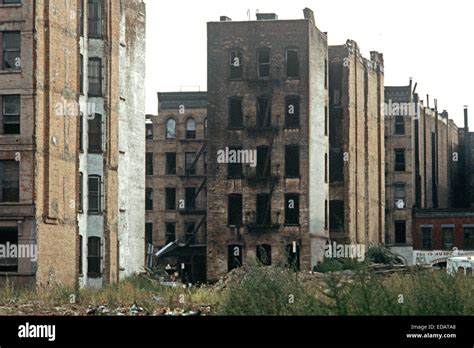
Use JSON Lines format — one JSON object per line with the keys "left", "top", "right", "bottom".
{"left": 145, "top": 0, "right": 473, "bottom": 127}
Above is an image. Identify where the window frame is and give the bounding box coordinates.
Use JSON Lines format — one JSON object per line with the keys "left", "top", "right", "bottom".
{"left": 1, "top": 31, "right": 21, "bottom": 71}
{"left": 87, "top": 175, "right": 102, "bottom": 213}
{"left": 87, "top": 236, "right": 102, "bottom": 277}
{"left": 87, "top": 57, "right": 102, "bottom": 97}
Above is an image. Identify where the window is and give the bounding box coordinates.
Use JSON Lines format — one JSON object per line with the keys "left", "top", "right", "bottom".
{"left": 87, "top": 236, "right": 101, "bottom": 276}
{"left": 325, "top": 106, "right": 328, "bottom": 136}
{"left": 185, "top": 118, "right": 196, "bottom": 139}
{"left": 0, "top": 0, "right": 21, "bottom": 4}
{"left": 146, "top": 153, "right": 153, "bottom": 176}
{"left": 464, "top": 227, "right": 474, "bottom": 250}
{"left": 256, "top": 146, "right": 270, "bottom": 178}
{"left": 79, "top": 0, "right": 84, "bottom": 36}
{"left": 165, "top": 118, "right": 176, "bottom": 139}
{"left": 285, "top": 96, "right": 300, "bottom": 128}
{"left": 421, "top": 227, "right": 432, "bottom": 250}
{"left": 324, "top": 59, "right": 328, "bottom": 89}
{"left": 79, "top": 112, "right": 84, "bottom": 151}
{"left": 229, "top": 49, "right": 243, "bottom": 79}
{"left": 394, "top": 116, "right": 405, "bottom": 135}
{"left": 204, "top": 118, "right": 208, "bottom": 138}
{"left": 0, "top": 160, "right": 19, "bottom": 203}
{"left": 256, "top": 194, "right": 271, "bottom": 226}
{"left": 286, "top": 48, "right": 299, "bottom": 78}
{"left": 88, "top": 0, "right": 103, "bottom": 38}
{"left": 145, "top": 223, "right": 153, "bottom": 246}
{"left": 79, "top": 54, "right": 84, "bottom": 94}
{"left": 330, "top": 200, "right": 345, "bottom": 231}
{"left": 228, "top": 146, "right": 243, "bottom": 179}
{"left": 325, "top": 200, "right": 328, "bottom": 230}
{"left": 165, "top": 223, "right": 176, "bottom": 244}
{"left": 257, "top": 48, "right": 270, "bottom": 78}
{"left": 165, "top": 188, "right": 176, "bottom": 211}
{"left": 229, "top": 97, "right": 243, "bottom": 128}
{"left": 228, "top": 194, "right": 242, "bottom": 227}
{"left": 394, "top": 221, "right": 406, "bottom": 244}
{"left": 1, "top": 95, "right": 20, "bottom": 134}
{"left": 146, "top": 123, "right": 153, "bottom": 140}
{"left": 185, "top": 152, "right": 196, "bottom": 176}
{"left": 228, "top": 245, "right": 243, "bottom": 271}
{"left": 145, "top": 188, "right": 153, "bottom": 211}
{"left": 88, "top": 58, "right": 102, "bottom": 96}
{"left": 286, "top": 243, "right": 300, "bottom": 271}
{"left": 88, "top": 175, "right": 101, "bottom": 213}
{"left": 394, "top": 183, "right": 405, "bottom": 209}
{"left": 285, "top": 145, "right": 300, "bottom": 178}
{"left": 285, "top": 194, "right": 300, "bottom": 225}
{"left": 257, "top": 97, "right": 271, "bottom": 128}
{"left": 165, "top": 153, "right": 176, "bottom": 175}
{"left": 394, "top": 149, "right": 405, "bottom": 172}
{"left": 185, "top": 222, "right": 195, "bottom": 245}
{"left": 185, "top": 187, "right": 196, "bottom": 210}
{"left": 442, "top": 227, "right": 454, "bottom": 250}
{"left": 1, "top": 31, "right": 21, "bottom": 70}
{"left": 325, "top": 153, "right": 328, "bottom": 183}
{"left": 79, "top": 235, "right": 83, "bottom": 275}
{"left": 256, "top": 244, "right": 271, "bottom": 266}
{"left": 0, "top": 227, "right": 18, "bottom": 272}
{"left": 88, "top": 113, "right": 102, "bottom": 153}
{"left": 79, "top": 172, "right": 83, "bottom": 212}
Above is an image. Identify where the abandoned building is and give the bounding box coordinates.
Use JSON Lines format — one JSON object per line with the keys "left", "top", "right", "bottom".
{"left": 328, "top": 41, "right": 385, "bottom": 247}
{"left": 458, "top": 107, "right": 474, "bottom": 209}
{"left": 0, "top": 0, "right": 146, "bottom": 288}
{"left": 146, "top": 92, "right": 208, "bottom": 283}
{"left": 206, "top": 8, "right": 329, "bottom": 281}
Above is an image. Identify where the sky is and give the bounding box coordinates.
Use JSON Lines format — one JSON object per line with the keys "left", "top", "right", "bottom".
{"left": 145, "top": 0, "right": 473, "bottom": 127}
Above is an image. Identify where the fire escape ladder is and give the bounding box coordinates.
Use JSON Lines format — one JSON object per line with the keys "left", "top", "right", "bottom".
{"left": 190, "top": 142, "right": 207, "bottom": 172}
{"left": 185, "top": 214, "right": 207, "bottom": 246}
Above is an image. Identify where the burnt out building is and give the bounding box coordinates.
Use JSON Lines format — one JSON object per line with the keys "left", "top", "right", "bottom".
{"left": 458, "top": 107, "right": 474, "bottom": 209}
{"left": 328, "top": 41, "right": 385, "bottom": 247}
{"left": 147, "top": 92, "right": 208, "bottom": 283}
{"left": 206, "top": 8, "right": 329, "bottom": 281}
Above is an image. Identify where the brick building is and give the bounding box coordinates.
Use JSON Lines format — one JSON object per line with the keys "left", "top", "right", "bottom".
{"left": 0, "top": 0, "right": 146, "bottom": 288}
{"left": 206, "top": 9, "right": 329, "bottom": 281}
{"left": 146, "top": 92, "right": 208, "bottom": 283}
{"left": 328, "top": 41, "right": 385, "bottom": 246}
{"left": 458, "top": 107, "right": 474, "bottom": 208}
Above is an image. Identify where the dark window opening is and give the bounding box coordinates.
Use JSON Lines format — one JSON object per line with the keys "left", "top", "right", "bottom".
{"left": 228, "top": 146, "right": 243, "bottom": 179}
{"left": 186, "top": 118, "right": 196, "bottom": 139}
{"left": 1, "top": 95, "right": 20, "bottom": 135}
{"left": 256, "top": 193, "right": 271, "bottom": 226}
{"left": 88, "top": 175, "right": 101, "bottom": 213}
{"left": 286, "top": 243, "right": 300, "bottom": 271}
{"left": 146, "top": 153, "right": 153, "bottom": 176}
{"left": 464, "top": 227, "right": 474, "bottom": 250}
{"left": 88, "top": 0, "right": 103, "bottom": 38}
{"left": 285, "top": 145, "right": 300, "bottom": 178}
{"left": 145, "top": 223, "right": 153, "bottom": 246}
{"left": 79, "top": 113, "right": 84, "bottom": 151}
{"left": 442, "top": 227, "right": 454, "bottom": 250}
{"left": 79, "top": 172, "right": 83, "bottom": 212}
{"left": 145, "top": 188, "right": 153, "bottom": 211}
{"left": 286, "top": 49, "right": 299, "bottom": 78}
{"left": 228, "top": 245, "right": 243, "bottom": 271}
{"left": 185, "top": 222, "right": 195, "bottom": 245}
{"left": 79, "top": 54, "right": 84, "bottom": 94}
{"left": 185, "top": 152, "right": 196, "bottom": 176}
{"left": 394, "top": 221, "right": 406, "bottom": 244}
{"left": 79, "top": 235, "right": 83, "bottom": 275}
{"left": 0, "top": 160, "right": 19, "bottom": 203}
{"left": 229, "top": 49, "right": 243, "bottom": 79}
{"left": 79, "top": 0, "right": 84, "bottom": 36}
{"left": 256, "top": 244, "right": 271, "bottom": 266}
{"left": 325, "top": 153, "right": 328, "bottom": 183}
{"left": 228, "top": 194, "right": 242, "bottom": 227}
{"left": 330, "top": 200, "right": 345, "bottom": 231}
{"left": 0, "top": 228, "right": 18, "bottom": 272}
{"left": 395, "top": 149, "right": 406, "bottom": 172}
{"left": 324, "top": 200, "right": 328, "bottom": 230}
{"left": 88, "top": 58, "right": 102, "bottom": 96}
{"left": 285, "top": 96, "right": 300, "bottom": 128}
{"left": 185, "top": 187, "right": 196, "bottom": 210}
{"left": 88, "top": 113, "right": 102, "bottom": 153}
{"left": 258, "top": 48, "right": 270, "bottom": 78}
{"left": 165, "top": 188, "right": 176, "bottom": 211}
{"left": 257, "top": 97, "right": 271, "bottom": 128}
{"left": 256, "top": 146, "right": 271, "bottom": 178}
{"left": 394, "top": 116, "right": 405, "bottom": 135}
{"left": 165, "top": 153, "right": 176, "bottom": 175}
{"left": 165, "top": 223, "right": 176, "bottom": 245}
{"left": 87, "top": 236, "right": 101, "bottom": 276}
{"left": 421, "top": 227, "right": 432, "bottom": 250}
{"left": 285, "top": 194, "right": 300, "bottom": 226}
{"left": 229, "top": 97, "right": 243, "bottom": 128}
{"left": 146, "top": 123, "right": 153, "bottom": 140}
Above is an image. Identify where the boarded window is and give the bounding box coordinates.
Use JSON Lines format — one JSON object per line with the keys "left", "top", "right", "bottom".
{"left": 285, "top": 194, "right": 300, "bottom": 225}
{"left": 145, "top": 188, "right": 153, "bottom": 211}
{"left": 330, "top": 200, "right": 345, "bottom": 231}
{"left": 1, "top": 31, "right": 21, "bottom": 70}
{"left": 258, "top": 48, "right": 270, "bottom": 78}
{"left": 256, "top": 146, "right": 270, "bottom": 178}
{"left": 394, "top": 221, "right": 406, "bottom": 244}
{"left": 229, "top": 97, "right": 243, "bottom": 128}
{"left": 257, "top": 97, "right": 271, "bottom": 128}
{"left": 186, "top": 118, "right": 196, "bottom": 139}
{"left": 165, "top": 223, "right": 176, "bottom": 244}
{"left": 185, "top": 187, "right": 196, "bottom": 210}
{"left": 1, "top": 95, "right": 20, "bottom": 135}
{"left": 286, "top": 48, "right": 299, "bottom": 78}
{"left": 146, "top": 153, "right": 153, "bottom": 176}
{"left": 0, "top": 227, "right": 18, "bottom": 272}
{"left": 442, "top": 227, "right": 454, "bottom": 250}
{"left": 88, "top": 58, "right": 102, "bottom": 96}
{"left": 256, "top": 193, "right": 271, "bottom": 226}
{"left": 88, "top": 0, "right": 103, "bottom": 38}
{"left": 87, "top": 236, "right": 101, "bottom": 276}
{"left": 228, "top": 146, "right": 243, "bottom": 179}
{"left": 256, "top": 244, "right": 272, "bottom": 266}
{"left": 165, "top": 153, "right": 176, "bottom": 175}
{"left": 285, "top": 96, "right": 300, "bottom": 128}
{"left": 185, "top": 152, "right": 196, "bottom": 175}
{"left": 285, "top": 145, "right": 300, "bottom": 177}
{"left": 88, "top": 113, "right": 102, "bottom": 153}
{"left": 395, "top": 149, "right": 405, "bottom": 172}
{"left": 421, "top": 227, "right": 432, "bottom": 250}
{"left": 228, "top": 245, "right": 243, "bottom": 271}
{"left": 229, "top": 49, "right": 243, "bottom": 79}
{"left": 165, "top": 188, "right": 176, "bottom": 210}
{"left": 228, "top": 194, "right": 242, "bottom": 227}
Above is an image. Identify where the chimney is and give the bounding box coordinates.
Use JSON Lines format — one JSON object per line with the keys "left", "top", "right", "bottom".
{"left": 464, "top": 106, "right": 469, "bottom": 131}
{"left": 220, "top": 16, "right": 232, "bottom": 22}
{"left": 256, "top": 13, "right": 278, "bottom": 20}
{"left": 303, "top": 8, "right": 315, "bottom": 24}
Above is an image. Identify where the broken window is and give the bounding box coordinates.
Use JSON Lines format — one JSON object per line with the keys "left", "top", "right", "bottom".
{"left": 421, "top": 227, "right": 432, "bottom": 250}
{"left": 228, "top": 146, "right": 243, "bottom": 179}
{"left": 88, "top": 58, "right": 102, "bottom": 96}
{"left": 257, "top": 48, "right": 270, "bottom": 78}
{"left": 394, "top": 221, "right": 406, "bottom": 244}
{"left": 185, "top": 222, "right": 195, "bottom": 245}
{"left": 1, "top": 31, "right": 21, "bottom": 70}
{"left": 256, "top": 146, "right": 271, "bottom": 178}
{"left": 256, "top": 244, "right": 271, "bottom": 266}
{"left": 88, "top": 175, "right": 101, "bottom": 213}
{"left": 165, "top": 222, "right": 176, "bottom": 244}
{"left": 79, "top": 172, "right": 83, "bottom": 212}
{"left": 229, "top": 49, "right": 243, "bottom": 79}
{"left": 0, "top": 227, "right": 18, "bottom": 272}
{"left": 146, "top": 123, "right": 153, "bottom": 140}
{"left": 88, "top": 0, "right": 103, "bottom": 38}
{"left": 146, "top": 153, "right": 153, "bottom": 176}
{"left": 0, "top": 160, "right": 19, "bottom": 203}
{"left": 185, "top": 187, "right": 196, "bottom": 210}
{"left": 87, "top": 236, "right": 101, "bottom": 276}
{"left": 285, "top": 194, "right": 300, "bottom": 226}
{"left": 228, "top": 194, "right": 242, "bottom": 227}
{"left": 257, "top": 97, "right": 271, "bottom": 128}
{"left": 1, "top": 95, "right": 20, "bottom": 135}
{"left": 165, "top": 152, "right": 176, "bottom": 175}
{"left": 286, "top": 48, "right": 299, "bottom": 78}
{"left": 442, "top": 226, "right": 454, "bottom": 250}
{"left": 185, "top": 152, "right": 196, "bottom": 175}
{"left": 228, "top": 245, "right": 243, "bottom": 271}
{"left": 185, "top": 118, "right": 196, "bottom": 139}
{"left": 285, "top": 96, "right": 300, "bottom": 128}
{"left": 256, "top": 193, "right": 271, "bottom": 226}
{"left": 165, "top": 188, "right": 176, "bottom": 211}
{"left": 394, "top": 116, "right": 405, "bottom": 135}
{"left": 395, "top": 149, "right": 406, "bottom": 172}
{"left": 88, "top": 113, "right": 102, "bottom": 153}
{"left": 145, "top": 223, "right": 153, "bottom": 246}
{"left": 330, "top": 200, "right": 345, "bottom": 231}
{"left": 285, "top": 243, "right": 300, "bottom": 271}
{"left": 165, "top": 118, "right": 176, "bottom": 139}
{"left": 285, "top": 145, "right": 300, "bottom": 178}
{"left": 229, "top": 97, "right": 243, "bottom": 128}
{"left": 145, "top": 188, "right": 153, "bottom": 211}
{"left": 464, "top": 227, "right": 474, "bottom": 250}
